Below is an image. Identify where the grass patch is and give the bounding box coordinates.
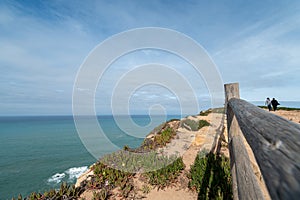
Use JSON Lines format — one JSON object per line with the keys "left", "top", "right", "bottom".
{"left": 85, "top": 152, "right": 184, "bottom": 198}
{"left": 144, "top": 157, "right": 185, "bottom": 189}
{"left": 189, "top": 151, "right": 232, "bottom": 200}
{"left": 100, "top": 150, "right": 179, "bottom": 173}
{"left": 88, "top": 153, "right": 184, "bottom": 197}
{"left": 133, "top": 123, "right": 178, "bottom": 152}
{"left": 140, "top": 127, "right": 176, "bottom": 151}
{"left": 154, "top": 127, "right": 176, "bottom": 147}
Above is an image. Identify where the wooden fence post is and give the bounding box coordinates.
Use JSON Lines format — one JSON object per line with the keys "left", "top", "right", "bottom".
{"left": 224, "top": 83, "right": 264, "bottom": 200}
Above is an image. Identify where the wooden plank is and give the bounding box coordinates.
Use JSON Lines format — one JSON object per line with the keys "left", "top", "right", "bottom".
{"left": 229, "top": 116, "right": 265, "bottom": 200}
{"left": 229, "top": 98, "right": 300, "bottom": 200}
{"left": 225, "top": 83, "right": 264, "bottom": 200}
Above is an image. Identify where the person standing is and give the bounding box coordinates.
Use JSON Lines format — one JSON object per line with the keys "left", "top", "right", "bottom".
{"left": 271, "top": 98, "right": 280, "bottom": 111}
{"left": 265, "top": 98, "right": 272, "bottom": 111}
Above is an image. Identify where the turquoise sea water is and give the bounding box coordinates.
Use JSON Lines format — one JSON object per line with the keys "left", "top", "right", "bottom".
{"left": 0, "top": 115, "right": 180, "bottom": 200}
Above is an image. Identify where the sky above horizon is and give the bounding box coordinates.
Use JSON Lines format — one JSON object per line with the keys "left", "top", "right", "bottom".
{"left": 1, "top": 0, "right": 300, "bottom": 115}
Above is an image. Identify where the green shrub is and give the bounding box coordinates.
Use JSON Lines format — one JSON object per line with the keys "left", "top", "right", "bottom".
{"left": 167, "top": 118, "right": 180, "bottom": 122}
{"left": 181, "top": 119, "right": 210, "bottom": 131}
{"left": 123, "top": 145, "right": 130, "bottom": 151}
{"left": 189, "top": 151, "right": 232, "bottom": 200}
{"left": 181, "top": 119, "right": 199, "bottom": 131}
{"left": 198, "top": 120, "right": 210, "bottom": 129}
{"left": 199, "top": 110, "right": 212, "bottom": 116}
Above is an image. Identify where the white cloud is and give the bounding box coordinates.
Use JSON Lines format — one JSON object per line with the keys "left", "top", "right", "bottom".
{"left": 212, "top": 11, "right": 300, "bottom": 101}
{"left": 1, "top": 0, "right": 300, "bottom": 115}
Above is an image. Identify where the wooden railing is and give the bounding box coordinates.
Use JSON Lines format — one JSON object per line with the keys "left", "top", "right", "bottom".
{"left": 224, "top": 83, "right": 300, "bottom": 200}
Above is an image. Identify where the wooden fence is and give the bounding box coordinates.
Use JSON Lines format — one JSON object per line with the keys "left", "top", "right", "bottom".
{"left": 224, "top": 83, "right": 300, "bottom": 200}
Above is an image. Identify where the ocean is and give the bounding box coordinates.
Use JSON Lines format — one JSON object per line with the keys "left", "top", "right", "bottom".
{"left": 0, "top": 115, "right": 180, "bottom": 200}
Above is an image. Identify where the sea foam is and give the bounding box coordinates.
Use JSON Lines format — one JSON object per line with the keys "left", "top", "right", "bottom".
{"left": 47, "top": 166, "right": 88, "bottom": 184}
{"left": 65, "top": 166, "right": 88, "bottom": 180}
{"left": 47, "top": 173, "right": 66, "bottom": 184}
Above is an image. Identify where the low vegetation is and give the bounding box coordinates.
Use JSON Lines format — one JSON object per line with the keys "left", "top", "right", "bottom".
{"left": 92, "top": 188, "right": 109, "bottom": 200}
{"left": 181, "top": 119, "right": 210, "bottom": 131}
{"left": 144, "top": 157, "right": 185, "bottom": 189}
{"left": 199, "top": 110, "right": 212, "bottom": 116}
{"left": 85, "top": 154, "right": 184, "bottom": 198}
{"left": 188, "top": 151, "right": 232, "bottom": 200}
{"left": 87, "top": 161, "right": 133, "bottom": 199}
{"left": 200, "top": 107, "right": 225, "bottom": 116}
{"left": 125, "top": 122, "right": 179, "bottom": 152}
{"left": 181, "top": 118, "right": 200, "bottom": 131}
{"left": 153, "top": 127, "right": 176, "bottom": 147}
{"left": 100, "top": 150, "right": 179, "bottom": 173}
{"left": 12, "top": 182, "right": 84, "bottom": 200}
{"left": 198, "top": 119, "right": 210, "bottom": 129}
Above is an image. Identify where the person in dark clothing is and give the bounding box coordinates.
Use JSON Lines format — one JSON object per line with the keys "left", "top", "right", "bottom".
{"left": 271, "top": 98, "right": 280, "bottom": 111}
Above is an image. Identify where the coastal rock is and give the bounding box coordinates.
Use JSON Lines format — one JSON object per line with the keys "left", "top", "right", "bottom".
{"left": 75, "top": 167, "right": 94, "bottom": 188}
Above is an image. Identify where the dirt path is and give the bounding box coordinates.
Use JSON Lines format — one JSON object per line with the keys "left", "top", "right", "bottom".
{"left": 268, "top": 109, "right": 300, "bottom": 123}
{"left": 141, "top": 113, "right": 227, "bottom": 200}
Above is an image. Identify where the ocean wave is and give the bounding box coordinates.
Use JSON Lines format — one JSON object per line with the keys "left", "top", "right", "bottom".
{"left": 47, "top": 166, "right": 88, "bottom": 184}
{"left": 65, "top": 166, "right": 88, "bottom": 180}
{"left": 47, "top": 173, "right": 66, "bottom": 184}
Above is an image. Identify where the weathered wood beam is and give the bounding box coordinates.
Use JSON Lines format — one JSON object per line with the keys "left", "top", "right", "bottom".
{"left": 228, "top": 98, "right": 300, "bottom": 200}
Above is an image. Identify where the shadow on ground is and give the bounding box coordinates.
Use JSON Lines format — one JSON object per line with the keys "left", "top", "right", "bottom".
{"left": 197, "top": 152, "right": 232, "bottom": 200}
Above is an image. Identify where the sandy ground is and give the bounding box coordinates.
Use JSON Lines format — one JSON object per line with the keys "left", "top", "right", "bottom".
{"left": 141, "top": 113, "right": 227, "bottom": 200}
{"left": 269, "top": 109, "right": 300, "bottom": 123}
{"left": 79, "top": 109, "right": 300, "bottom": 200}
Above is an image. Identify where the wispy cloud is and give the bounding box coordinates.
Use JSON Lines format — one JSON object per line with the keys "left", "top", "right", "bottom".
{"left": 212, "top": 8, "right": 300, "bottom": 100}
{"left": 1, "top": 0, "right": 300, "bottom": 115}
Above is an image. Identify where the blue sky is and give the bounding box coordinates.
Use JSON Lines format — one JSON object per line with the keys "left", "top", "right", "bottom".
{"left": 1, "top": 0, "right": 300, "bottom": 115}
